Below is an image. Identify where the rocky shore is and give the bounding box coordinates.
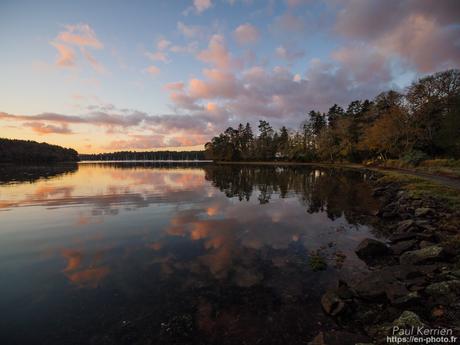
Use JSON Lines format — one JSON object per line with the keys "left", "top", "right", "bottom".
{"left": 311, "top": 172, "right": 460, "bottom": 345}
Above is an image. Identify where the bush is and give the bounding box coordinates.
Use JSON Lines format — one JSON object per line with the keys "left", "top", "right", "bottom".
{"left": 401, "top": 150, "right": 429, "bottom": 166}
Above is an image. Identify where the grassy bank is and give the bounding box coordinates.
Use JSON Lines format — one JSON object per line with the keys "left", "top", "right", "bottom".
{"left": 378, "top": 159, "right": 460, "bottom": 179}
{"left": 377, "top": 172, "right": 460, "bottom": 210}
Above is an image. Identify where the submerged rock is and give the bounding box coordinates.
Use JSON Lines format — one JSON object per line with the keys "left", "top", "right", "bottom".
{"left": 308, "top": 331, "right": 371, "bottom": 345}
{"left": 321, "top": 290, "right": 345, "bottom": 316}
{"left": 355, "top": 238, "right": 391, "bottom": 263}
{"left": 399, "top": 246, "right": 445, "bottom": 265}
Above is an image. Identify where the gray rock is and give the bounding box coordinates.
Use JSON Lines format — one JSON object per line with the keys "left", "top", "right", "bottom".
{"left": 399, "top": 246, "right": 445, "bottom": 265}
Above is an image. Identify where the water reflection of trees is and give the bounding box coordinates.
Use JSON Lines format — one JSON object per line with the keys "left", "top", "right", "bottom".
{"left": 0, "top": 163, "right": 78, "bottom": 184}
{"left": 80, "top": 161, "right": 212, "bottom": 170}
{"left": 204, "top": 165, "right": 379, "bottom": 223}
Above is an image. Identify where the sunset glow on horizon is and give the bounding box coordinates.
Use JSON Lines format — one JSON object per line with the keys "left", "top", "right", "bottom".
{"left": 1, "top": 0, "right": 459, "bottom": 153}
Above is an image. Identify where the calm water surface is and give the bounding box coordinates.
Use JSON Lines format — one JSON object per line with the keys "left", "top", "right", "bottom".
{"left": 0, "top": 163, "right": 381, "bottom": 345}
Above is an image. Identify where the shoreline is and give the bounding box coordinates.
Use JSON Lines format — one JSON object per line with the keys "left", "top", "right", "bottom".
{"left": 215, "top": 161, "right": 460, "bottom": 190}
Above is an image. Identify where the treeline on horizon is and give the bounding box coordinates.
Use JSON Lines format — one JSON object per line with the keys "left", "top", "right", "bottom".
{"left": 205, "top": 69, "right": 460, "bottom": 164}
{"left": 80, "top": 150, "right": 206, "bottom": 161}
{"left": 0, "top": 138, "right": 78, "bottom": 163}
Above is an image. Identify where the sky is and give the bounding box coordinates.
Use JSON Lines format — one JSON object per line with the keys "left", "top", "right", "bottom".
{"left": 0, "top": 0, "right": 459, "bottom": 153}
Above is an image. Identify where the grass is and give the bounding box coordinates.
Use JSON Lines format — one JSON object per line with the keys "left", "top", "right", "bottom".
{"left": 378, "top": 171, "right": 460, "bottom": 209}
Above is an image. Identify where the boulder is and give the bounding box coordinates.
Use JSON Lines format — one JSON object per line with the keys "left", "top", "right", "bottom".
{"left": 321, "top": 290, "right": 345, "bottom": 316}
{"left": 389, "top": 232, "right": 417, "bottom": 243}
{"left": 353, "top": 270, "right": 392, "bottom": 300}
{"left": 399, "top": 246, "right": 445, "bottom": 265}
{"left": 390, "top": 240, "right": 417, "bottom": 255}
{"left": 425, "top": 280, "right": 460, "bottom": 305}
{"left": 355, "top": 238, "right": 391, "bottom": 263}
{"left": 396, "top": 219, "right": 416, "bottom": 233}
{"left": 385, "top": 283, "right": 419, "bottom": 305}
{"left": 415, "top": 207, "right": 435, "bottom": 218}
{"left": 392, "top": 311, "right": 425, "bottom": 329}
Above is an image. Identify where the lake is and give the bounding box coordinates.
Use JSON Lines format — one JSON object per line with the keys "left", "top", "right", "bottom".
{"left": 0, "top": 162, "right": 382, "bottom": 345}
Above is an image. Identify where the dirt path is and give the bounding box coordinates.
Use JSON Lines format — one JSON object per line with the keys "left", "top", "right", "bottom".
{"left": 372, "top": 166, "right": 460, "bottom": 190}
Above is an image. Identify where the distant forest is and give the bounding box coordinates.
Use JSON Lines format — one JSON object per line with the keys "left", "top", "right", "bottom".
{"left": 0, "top": 138, "right": 78, "bottom": 163}
{"left": 205, "top": 69, "right": 460, "bottom": 163}
{"left": 80, "top": 150, "right": 206, "bottom": 161}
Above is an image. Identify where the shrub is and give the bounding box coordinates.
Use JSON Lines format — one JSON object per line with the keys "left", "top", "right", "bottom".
{"left": 401, "top": 150, "right": 429, "bottom": 166}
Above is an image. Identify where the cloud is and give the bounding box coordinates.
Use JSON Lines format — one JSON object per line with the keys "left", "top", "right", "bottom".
{"left": 334, "top": 0, "right": 460, "bottom": 72}
{"left": 193, "top": 0, "right": 212, "bottom": 13}
{"left": 164, "top": 81, "right": 185, "bottom": 91}
{"left": 23, "top": 122, "right": 73, "bottom": 135}
{"left": 82, "top": 49, "right": 106, "bottom": 73}
{"left": 275, "top": 45, "right": 305, "bottom": 62}
{"left": 146, "top": 51, "right": 169, "bottom": 62}
{"left": 57, "top": 23, "right": 103, "bottom": 49}
{"left": 51, "top": 23, "right": 105, "bottom": 73}
{"left": 145, "top": 65, "right": 160, "bottom": 75}
{"left": 157, "top": 38, "right": 171, "bottom": 51}
{"left": 331, "top": 44, "right": 391, "bottom": 84}
{"left": 233, "top": 23, "right": 260, "bottom": 45}
{"left": 197, "top": 34, "right": 240, "bottom": 70}
{"left": 273, "top": 13, "right": 305, "bottom": 32}
{"left": 51, "top": 42, "right": 76, "bottom": 67}
{"left": 177, "top": 21, "right": 203, "bottom": 38}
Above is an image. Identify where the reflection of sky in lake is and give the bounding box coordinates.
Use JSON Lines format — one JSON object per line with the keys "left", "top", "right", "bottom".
{"left": 0, "top": 163, "right": 380, "bottom": 344}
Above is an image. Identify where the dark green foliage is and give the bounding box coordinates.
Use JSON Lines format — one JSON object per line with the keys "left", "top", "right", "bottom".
{"left": 402, "top": 150, "right": 429, "bottom": 166}
{"left": 0, "top": 138, "right": 78, "bottom": 163}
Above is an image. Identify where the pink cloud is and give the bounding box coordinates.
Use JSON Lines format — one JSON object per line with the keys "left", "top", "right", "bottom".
{"left": 145, "top": 65, "right": 160, "bottom": 75}
{"left": 157, "top": 38, "right": 171, "bottom": 51}
{"left": 197, "top": 34, "right": 239, "bottom": 70}
{"left": 275, "top": 45, "right": 305, "bottom": 62}
{"left": 51, "top": 43, "right": 76, "bottom": 67}
{"left": 193, "top": 0, "right": 212, "bottom": 13}
{"left": 273, "top": 13, "right": 305, "bottom": 32}
{"left": 51, "top": 23, "right": 105, "bottom": 73}
{"left": 146, "top": 51, "right": 169, "bottom": 62}
{"left": 57, "top": 23, "right": 103, "bottom": 49}
{"left": 233, "top": 23, "right": 260, "bottom": 45}
{"left": 177, "top": 21, "right": 203, "bottom": 38}
{"left": 165, "top": 82, "right": 185, "bottom": 91}
{"left": 334, "top": 0, "right": 460, "bottom": 72}
{"left": 23, "top": 122, "right": 73, "bottom": 135}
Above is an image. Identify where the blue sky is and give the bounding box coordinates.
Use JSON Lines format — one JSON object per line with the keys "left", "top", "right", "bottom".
{"left": 0, "top": 0, "right": 459, "bottom": 152}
